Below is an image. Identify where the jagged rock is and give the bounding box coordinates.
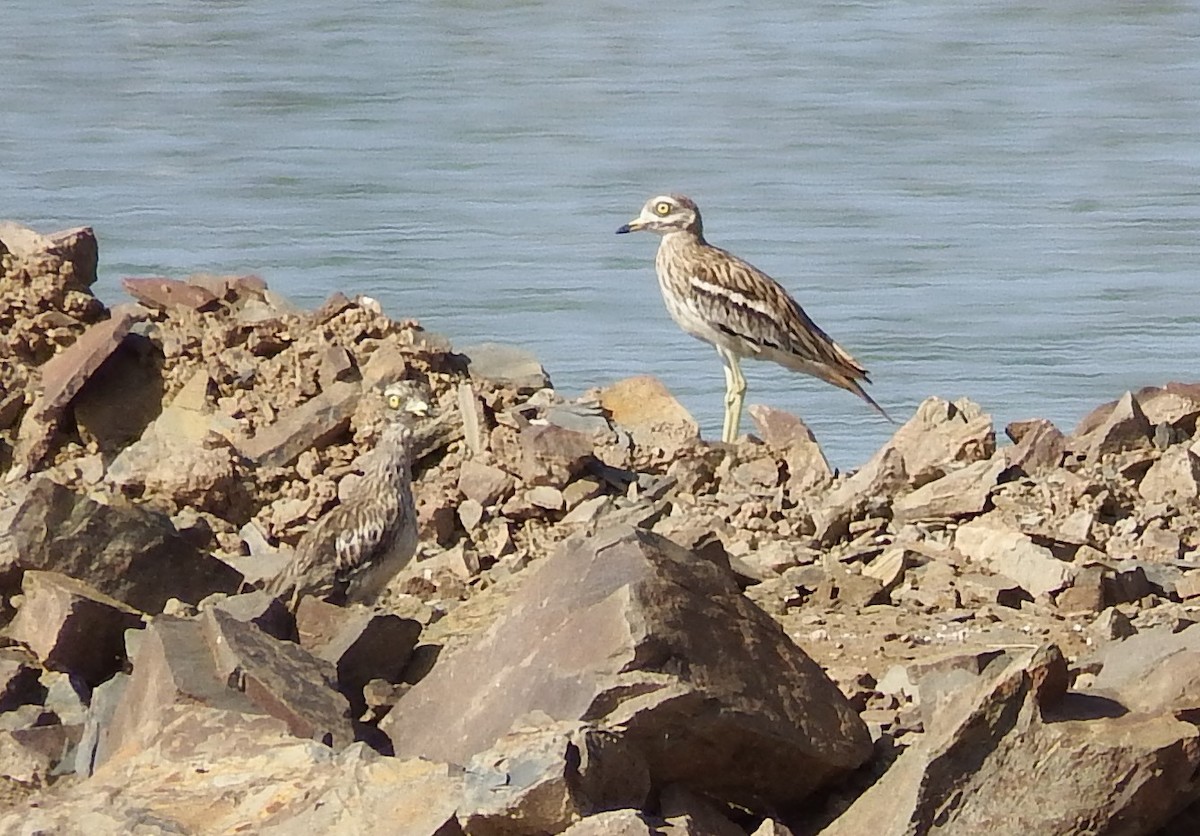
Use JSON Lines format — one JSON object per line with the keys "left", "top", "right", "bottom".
{"left": 4, "top": 570, "right": 143, "bottom": 687}
{"left": 598, "top": 376, "right": 699, "bottom": 450}
{"left": 0, "top": 654, "right": 44, "bottom": 712}
{"left": 120, "top": 277, "right": 220, "bottom": 312}
{"left": 748, "top": 404, "right": 819, "bottom": 450}
{"left": 659, "top": 784, "right": 744, "bottom": 836}
{"left": 1004, "top": 418, "right": 1067, "bottom": 472}
{"left": 562, "top": 810, "right": 659, "bottom": 835}
{"left": 519, "top": 423, "right": 595, "bottom": 487}
{"left": 8, "top": 706, "right": 465, "bottom": 833}
{"left": 95, "top": 616, "right": 262, "bottom": 771}
{"left": 295, "top": 598, "right": 422, "bottom": 706}
{"left": 13, "top": 308, "right": 136, "bottom": 471}
{"left": 954, "top": 515, "right": 1076, "bottom": 600}
{"left": 458, "top": 719, "right": 652, "bottom": 833}
{"left": 0, "top": 725, "right": 71, "bottom": 787}
{"left": 208, "top": 590, "right": 293, "bottom": 641}
{"left": 862, "top": 397, "right": 995, "bottom": 488}
{"left": 71, "top": 332, "right": 164, "bottom": 452}
{"left": 236, "top": 379, "right": 360, "bottom": 468}
{"left": 819, "top": 645, "right": 1200, "bottom": 835}
{"left": 1139, "top": 446, "right": 1200, "bottom": 504}
{"left": 813, "top": 446, "right": 907, "bottom": 545}
{"left": 463, "top": 342, "right": 550, "bottom": 393}
{"left": 201, "top": 607, "right": 354, "bottom": 748}
{"left": 1073, "top": 390, "right": 1153, "bottom": 460}
{"left": 0, "top": 222, "right": 98, "bottom": 287}
{"left": 108, "top": 432, "right": 240, "bottom": 514}
{"left": 862, "top": 547, "right": 913, "bottom": 593}
{"left": 892, "top": 457, "right": 1004, "bottom": 524}
{"left": 382, "top": 526, "right": 870, "bottom": 814}
{"left": 1090, "top": 622, "right": 1200, "bottom": 716}
{"left": 0, "top": 476, "right": 242, "bottom": 612}
{"left": 458, "top": 459, "right": 516, "bottom": 507}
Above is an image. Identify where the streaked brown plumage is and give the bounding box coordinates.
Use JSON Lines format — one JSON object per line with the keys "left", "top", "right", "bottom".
{"left": 265, "top": 380, "right": 432, "bottom": 609}
{"left": 617, "top": 193, "right": 891, "bottom": 442}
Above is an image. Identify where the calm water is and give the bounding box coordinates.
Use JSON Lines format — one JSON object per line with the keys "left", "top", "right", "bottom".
{"left": 5, "top": 0, "right": 1200, "bottom": 467}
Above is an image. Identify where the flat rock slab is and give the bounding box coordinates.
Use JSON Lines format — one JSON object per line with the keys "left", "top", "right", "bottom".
{"left": 954, "top": 514, "right": 1076, "bottom": 600}
{"left": 296, "top": 597, "right": 422, "bottom": 699}
{"left": 14, "top": 309, "right": 135, "bottom": 470}
{"left": 819, "top": 645, "right": 1200, "bottom": 836}
{"left": 863, "top": 396, "right": 995, "bottom": 487}
{"left": 0, "top": 477, "right": 243, "bottom": 612}
{"left": 236, "top": 380, "right": 360, "bottom": 468}
{"left": 202, "top": 607, "right": 354, "bottom": 748}
{"left": 462, "top": 342, "right": 550, "bottom": 393}
{"left": 382, "top": 525, "right": 871, "bottom": 813}
{"left": 4, "top": 570, "right": 143, "bottom": 687}
{"left": 120, "top": 277, "right": 220, "bottom": 312}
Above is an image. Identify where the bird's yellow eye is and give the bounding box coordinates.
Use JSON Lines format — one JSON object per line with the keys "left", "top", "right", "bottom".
{"left": 655, "top": 201, "right": 672, "bottom": 216}
{"left": 387, "top": 394, "right": 402, "bottom": 409}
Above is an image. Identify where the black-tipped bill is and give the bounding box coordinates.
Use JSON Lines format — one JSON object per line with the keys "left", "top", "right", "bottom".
{"left": 615, "top": 223, "right": 632, "bottom": 234}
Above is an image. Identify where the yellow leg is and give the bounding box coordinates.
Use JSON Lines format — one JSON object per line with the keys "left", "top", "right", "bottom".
{"left": 718, "top": 349, "right": 747, "bottom": 443}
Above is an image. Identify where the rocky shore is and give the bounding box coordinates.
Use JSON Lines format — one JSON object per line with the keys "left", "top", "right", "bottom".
{"left": 1, "top": 221, "right": 1199, "bottom": 834}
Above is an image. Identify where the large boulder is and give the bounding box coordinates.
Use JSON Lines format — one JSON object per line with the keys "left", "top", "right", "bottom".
{"left": 382, "top": 525, "right": 870, "bottom": 814}
{"left": 0, "top": 477, "right": 242, "bottom": 612}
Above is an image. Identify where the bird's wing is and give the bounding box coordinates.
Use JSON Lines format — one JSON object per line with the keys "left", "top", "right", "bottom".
{"left": 685, "top": 246, "right": 865, "bottom": 375}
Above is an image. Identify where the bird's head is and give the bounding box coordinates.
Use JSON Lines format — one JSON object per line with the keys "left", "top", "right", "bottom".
{"left": 382, "top": 380, "right": 434, "bottom": 420}
{"left": 616, "top": 194, "right": 703, "bottom": 237}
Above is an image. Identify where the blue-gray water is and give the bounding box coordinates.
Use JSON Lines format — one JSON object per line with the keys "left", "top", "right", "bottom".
{"left": 6, "top": 1, "right": 1200, "bottom": 468}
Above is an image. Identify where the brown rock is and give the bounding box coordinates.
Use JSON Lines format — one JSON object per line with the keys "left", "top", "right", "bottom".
{"left": 96, "top": 616, "right": 262, "bottom": 770}
{"left": 4, "top": 571, "right": 143, "bottom": 687}
{"left": 891, "top": 458, "right": 1004, "bottom": 524}
{"left": 954, "top": 515, "right": 1076, "bottom": 599}
{"left": 208, "top": 590, "right": 293, "bottom": 641}
{"left": 295, "top": 598, "right": 422, "bottom": 703}
{"left": 1004, "top": 418, "right": 1066, "bottom": 473}
{"left": 0, "top": 477, "right": 242, "bottom": 612}
{"left": 9, "top": 705, "right": 465, "bottom": 833}
{"left": 382, "top": 526, "right": 870, "bottom": 814}
{"left": 1073, "top": 390, "right": 1152, "bottom": 460}
{"left": 748, "top": 403, "right": 819, "bottom": 450}
{"left": 1090, "top": 622, "right": 1200, "bottom": 716}
{"left": 562, "top": 810, "right": 658, "bottom": 836}
{"left": 458, "top": 458, "right": 516, "bottom": 506}
{"left": 813, "top": 446, "right": 908, "bottom": 545}
{"left": 458, "top": 720, "right": 652, "bottom": 833}
{"left": 120, "top": 277, "right": 220, "bottom": 312}
{"left": 863, "top": 396, "right": 995, "bottom": 488}
{"left": 598, "top": 376, "right": 699, "bottom": 449}
{"left": 237, "top": 380, "right": 360, "bottom": 468}
{"left": 819, "top": 645, "right": 1200, "bottom": 835}
{"left": 0, "top": 222, "right": 98, "bottom": 285}
{"left": 13, "top": 308, "right": 136, "bottom": 471}
{"left": 519, "top": 423, "right": 595, "bottom": 487}
{"left": 201, "top": 607, "right": 354, "bottom": 748}
{"left": 71, "top": 332, "right": 164, "bottom": 452}
{"left": 1139, "top": 446, "right": 1200, "bottom": 504}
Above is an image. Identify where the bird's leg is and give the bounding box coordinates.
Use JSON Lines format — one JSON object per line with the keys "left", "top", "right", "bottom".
{"left": 718, "top": 349, "right": 747, "bottom": 443}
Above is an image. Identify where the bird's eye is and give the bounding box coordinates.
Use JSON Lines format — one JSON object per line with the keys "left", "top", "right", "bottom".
{"left": 387, "top": 395, "right": 402, "bottom": 409}
{"left": 655, "top": 202, "right": 672, "bottom": 216}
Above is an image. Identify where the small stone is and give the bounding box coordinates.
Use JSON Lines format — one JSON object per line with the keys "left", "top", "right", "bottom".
{"left": 527, "top": 485, "right": 565, "bottom": 511}
{"left": 1139, "top": 446, "right": 1200, "bottom": 504}
{"left": 457, "top": 459, "right": 515, "bottom": 506}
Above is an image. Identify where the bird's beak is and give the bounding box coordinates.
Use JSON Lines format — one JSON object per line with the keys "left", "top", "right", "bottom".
{"left": 407, "top": 400, "right": 431, "bottom": 417}
{"left": 616, "top": 217, "right": 646, "bottom": 234}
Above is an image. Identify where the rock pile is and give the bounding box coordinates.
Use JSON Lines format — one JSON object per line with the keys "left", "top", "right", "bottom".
{"left": 0, "top": 221, "right": 1199, "bottom": 833}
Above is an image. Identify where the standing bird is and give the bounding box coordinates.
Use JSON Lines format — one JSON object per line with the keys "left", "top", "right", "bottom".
{"left": 265, "top": 380, "right": 433, "bottom": 609}
{"left": 616, "top": 194, "right": 891, "bottom": 443}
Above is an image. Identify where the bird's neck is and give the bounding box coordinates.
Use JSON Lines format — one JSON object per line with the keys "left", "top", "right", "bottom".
{"left": 658, "top": 228, "right": 707, "bottom": 257}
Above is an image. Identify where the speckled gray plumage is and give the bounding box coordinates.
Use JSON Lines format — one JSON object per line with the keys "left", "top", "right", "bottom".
{"left": 266, "top": 381, "right": 429, "bottom": 608}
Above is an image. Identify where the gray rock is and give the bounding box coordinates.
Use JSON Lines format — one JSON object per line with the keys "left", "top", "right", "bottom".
{"left": 954, "top": 515, "right": 1076, "bottom": 600}
{"left": 892, "top": 457, "right": 1004, "bottom": 524}
{"left": 236, "top": 380, "right": 360, "bottom": 468}
{"left": 462, "top": 342, "right": 550, "bottom": 393}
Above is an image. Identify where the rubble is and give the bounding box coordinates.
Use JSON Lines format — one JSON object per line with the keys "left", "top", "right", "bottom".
{"left": 2, "top": 221, "right": 1200, "bottom": 832}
